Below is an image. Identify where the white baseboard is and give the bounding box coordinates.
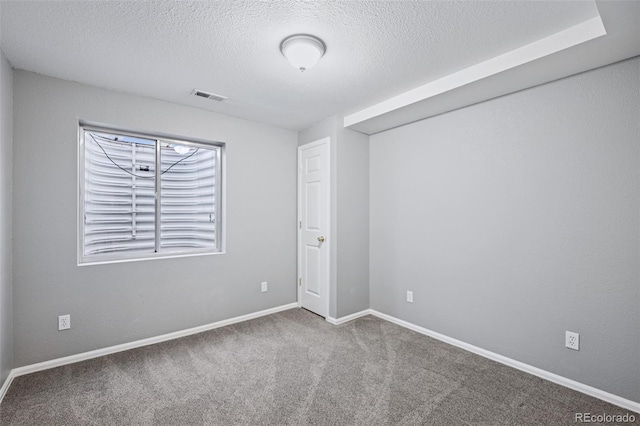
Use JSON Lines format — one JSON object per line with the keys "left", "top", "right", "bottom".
{"left": 368, "top": 309, "right": 640, "bottom": 414}
{"left": 0, "top": 302, "right": 298, "bottom": 403}
{"left": 0, "top": 370, "right": 16, "bottom": 403}
{"left": 326, "top": 309, "right": 371, "bottom": 325}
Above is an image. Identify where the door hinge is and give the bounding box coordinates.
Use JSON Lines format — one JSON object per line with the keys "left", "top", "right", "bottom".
{"left": 298, "top": 278, "right": 301, "bottom": 286}
{"left": 299, "top": 221, "right": 302, "bottom": 229}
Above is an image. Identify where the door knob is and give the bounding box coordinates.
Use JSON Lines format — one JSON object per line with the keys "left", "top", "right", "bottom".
{"left": 317, "top": 236, "right": 326, "bottom": 243}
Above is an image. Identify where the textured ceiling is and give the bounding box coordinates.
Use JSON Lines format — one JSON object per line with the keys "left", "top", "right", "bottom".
{"left": 0, "top": 1, "right": 613, "bottom": 130}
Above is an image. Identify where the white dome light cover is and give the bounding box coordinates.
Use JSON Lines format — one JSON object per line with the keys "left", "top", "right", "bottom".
{"left": 280, "top": 34, "right": 326, "bottom": 72}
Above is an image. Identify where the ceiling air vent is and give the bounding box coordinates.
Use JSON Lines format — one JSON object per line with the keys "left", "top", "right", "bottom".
{"left": 191, "top": 89, "right": 228, "bottom": 102}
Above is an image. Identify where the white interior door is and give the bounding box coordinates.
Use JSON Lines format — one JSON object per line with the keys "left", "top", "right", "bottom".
{"left": 298, "top": 138, "right": 330, "bottom": 317}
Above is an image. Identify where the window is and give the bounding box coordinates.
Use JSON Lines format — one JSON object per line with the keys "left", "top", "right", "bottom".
{"left": 79, "top": 123, "right": 224, "bottom": 264}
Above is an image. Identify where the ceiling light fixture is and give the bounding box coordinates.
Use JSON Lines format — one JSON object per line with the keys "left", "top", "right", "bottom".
{"left": 280, "top": 34, "right": 326, "bottom": 72}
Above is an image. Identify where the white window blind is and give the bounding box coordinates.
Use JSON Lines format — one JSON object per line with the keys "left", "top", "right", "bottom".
{"left": 80, "top": 126, "right": 222, "bottom": 264}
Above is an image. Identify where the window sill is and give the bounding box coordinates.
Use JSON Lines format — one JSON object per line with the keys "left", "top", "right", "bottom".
{"left": 78, "top": 249, "right": 225, "bottom": 267}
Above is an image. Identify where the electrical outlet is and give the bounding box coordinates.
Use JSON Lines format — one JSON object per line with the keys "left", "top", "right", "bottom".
{"left": 406, "top": 291, "right": 413, "bottom": 303}
{"left": 565, "top": 331, "right": 579, "bottom": 351}
{"left": 58, "top": 314, "right": 70, "bottom": 331}
{"left": 261, "top": 281, "right": 268, "bottom": 292}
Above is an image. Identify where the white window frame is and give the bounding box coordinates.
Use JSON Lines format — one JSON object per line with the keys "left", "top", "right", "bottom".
{"left": 78, "top": 122, "right": 225, "bottom": 265}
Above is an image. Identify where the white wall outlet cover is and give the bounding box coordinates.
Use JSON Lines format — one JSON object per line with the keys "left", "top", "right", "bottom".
{"left": 406, "top": 291, "right": 413, "bottom": 303}
{"left": 261, "top": 281, "right": 268, "bottom": 292}
{"left": 58, "top": 314, "right": 71, "bottom": 331}
{"left": 565, "top": 331, "right": 579, "bottom": 350}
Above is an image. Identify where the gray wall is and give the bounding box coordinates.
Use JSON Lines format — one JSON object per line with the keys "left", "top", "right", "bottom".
{"left": 299, "top": 117, "right": 370, "bottom": 319}
{"left": 0, "top": 49, "right": 13, "bottom": 384}
{"left": 335, "top": 126, "right": 369, "bottom": 317}
{"left": 369, "top": 58, "right": 640, "bottom": 403}
{"left": 12, "top": 71, "right": 298, "bottom": 367}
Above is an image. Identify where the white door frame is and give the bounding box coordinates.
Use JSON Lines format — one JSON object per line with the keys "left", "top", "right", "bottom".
{"left": 297, "top": 138, "right": 331, "bottom": 317}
